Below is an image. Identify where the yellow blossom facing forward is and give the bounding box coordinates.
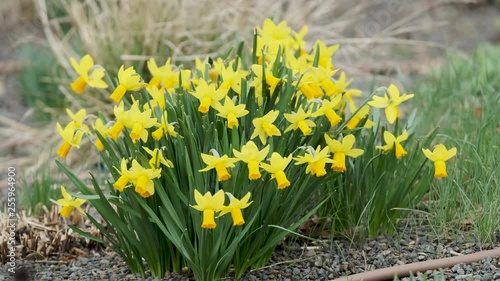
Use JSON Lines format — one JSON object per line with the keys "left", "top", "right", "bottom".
{"left": 69, "top": 54, "right": 107, "bottom": 94}
{"left": 191, "top": 189, "right": 225, "bottom": 229}
{"left": 377, "top": 130, "right": 409, "bottom": 159}
{"left": 126, "top": 159, "right": 162, "bottom": 198}
{"left": 110, "top": 65, "right": 147, "bottom": 103}
{"left": 121, "top": 102, "right": 158, "bottom": 142}
{"left": 294, "top": 145, "right": 334, "bottom": 177}
{"left": 324, "top": 134, "right": 364, "bottom": 172}
{"left": 251, "top": 110, "right": 282, "bottom": 144}
{"left": 190, "top": 79, "right": 227, "bottom": 113}
{"left": 57, "top": 186, "right": 86, "bottom": 218}
{"left": 219, "top": 65, "right": 248, "bottom": 95}
{"left": 260, "top": 152, "right": 293, "bottom": 189}
{"left": 143, "top": 147, "right": 174, "bottom": 169}
{"left": 199, "top": 149, "right": 239, "bottom": 181}
{"left": 233, "top": 141, "right": 270, "bottom": 180}
{"left": 422, "top": 144, "right": 457, "bottom": 178}
{"left": 219, "top": 192, "right": 252, "bottom": 226}
{"left": 284, "top": 107, "right": 316, "bottom": 136}
{"left": 56, "top": 121, "right": 84, "bottom": 158}
{"left": 215, "top": 96, "right": 249, "bottom": 129}
{"left": 311, "top": 95, "right": 343, "bottom": 127}
{"left": 368, "top": 84, "right": 414, "bottom": 124}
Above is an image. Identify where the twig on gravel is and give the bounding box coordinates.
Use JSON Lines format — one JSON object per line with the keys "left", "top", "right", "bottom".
{"left": 449, "top": 250, "right": 464, "bottom": 256}
{"left": 331, "top": 247, "right": 500, "bottom": 281}
{"left": 249, "top": 255, "right": 316, "bottom": 273}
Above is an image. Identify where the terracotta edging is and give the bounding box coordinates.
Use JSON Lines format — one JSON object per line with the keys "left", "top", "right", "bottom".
{"left": 331, "top": 247, "right": 500, "bottom": 281}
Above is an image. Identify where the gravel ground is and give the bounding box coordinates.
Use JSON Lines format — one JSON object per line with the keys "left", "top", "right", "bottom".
{"left": 2, "top": 224, "right": 499, "bottom": 281}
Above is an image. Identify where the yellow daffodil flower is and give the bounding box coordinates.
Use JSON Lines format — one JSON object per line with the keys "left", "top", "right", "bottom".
{"left": 152, "top": 111, "right": 177, "bottom": 140}
{"left": 147, "top": 58, "right": 175, "bottom": 89}
{"left": 311, "top": 95, "right": 343, "bottom": 127}
{"left": 146, "top": 87, "right": 166, "bottom": 110}
{"left": 422, "top": 144, "right": 457, "bottom": 178}
{"left": 251, "top": 110, "right": 282, "bottom": 144}
{"left": 315, "top": 67, "right": 339, "bottom": 97}
{"left": 190, "top": 79, "right": 227, "bottom": 113}
{"left": 251, "top": 64, "right": 281, "bottom": 105}
{"left": 209, "top": 58, "right": 226, "bottom": 83}
{"left": 107, "top": 102, "right": 128, "bottom": 140}
{"left": 66, "top": 108, "right": 87, "bottom": 128}
{"left": 324, "top": 134, "right": 364, "bottom": 172}
{"left": 126, "top": 159, "right": 161, "bottom": 198}
{"left": 199, "top": 149, "right": 239, "bottom": 181}
{"left": 92, "top": 118, "right": 108, "bottom": 151}
{"left": 260, "top": 152, "right": 293, "bottom": 189}
{"left": 219, "top": 192, "right": 252, "bottom": 226}
{"left": 286, "top": 55, "right": 310, "bottom": 75}
{"left": 113, "top": 159, "right": 131, "bottom": 192}
{"left": 69, "top": 54, "right": 107, "bottom": 94}
{"left": 110, "top": 65, "right": 147, "bottom": 103}
{"left": 215, "top": 96, "right": 249, "bottom": 129}
{"left": 121, "top": 102, "right": 158, "bottom": 142}
{"left": 143, "top": 147, "right": 174, "bottom": 169}
{"left": 294, "top": 145, "right": 334, "bottom": 177}
{"left": 330, "top": 71, "right": 352, "bottom": 96}
{"left": 256, "top": 19, "right": 292, "bottom": 58}
{"left": 65, "top": 108, "right": 91, "bottom": 136}
{"left": 308, "top": 40, "right": 339, "bottom": 70}
{"left": 190, "top": 189, "right": 225, "bottom": 229}
{"left": 346, "top": 105, "right": 370, "bottom": 129}
{"left": 258, "top": 19, "right": 291, "bottom": 43}
{"left": 256, "top": 19, "right": 305, "bottom": 59}
{"left": 377, "top": 130, "right": 409, "bottom": 159}
{"left": 284, "top": 107, "right": 316, "bottom": 136}
{"left": 233, "top": 141, "right": 270, "bottom": 180}
{"left": 56, "top": 121, "right": 83, "bottom": 158}
{"left": 368, "top": 84, "right": 414, "bottom": 124}
{"left": 57, "top": 186, "right": 86, "bottom": 218}
{"left": 297, "top": 73, "right": 324, "bottom": 100}
{"left": 219, "top": 65, "right": 248, "bottom": 95}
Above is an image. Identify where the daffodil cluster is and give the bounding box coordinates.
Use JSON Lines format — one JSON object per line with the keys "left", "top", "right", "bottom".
{"left": 55, "top": 19, "right": 373, "bottom": 221}
{"left": 54, "top": 18, "right": 456, "bottom": 279}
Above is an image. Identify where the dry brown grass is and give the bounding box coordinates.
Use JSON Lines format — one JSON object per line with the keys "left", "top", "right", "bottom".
{"left": 1, "top": 0, "right": 475, "bottom": 177}
{"left": 35, "top": 0, "right": 472, "bottom": 76}
{"left": 0, "top": 0, "right": 37, "bottom": 31}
